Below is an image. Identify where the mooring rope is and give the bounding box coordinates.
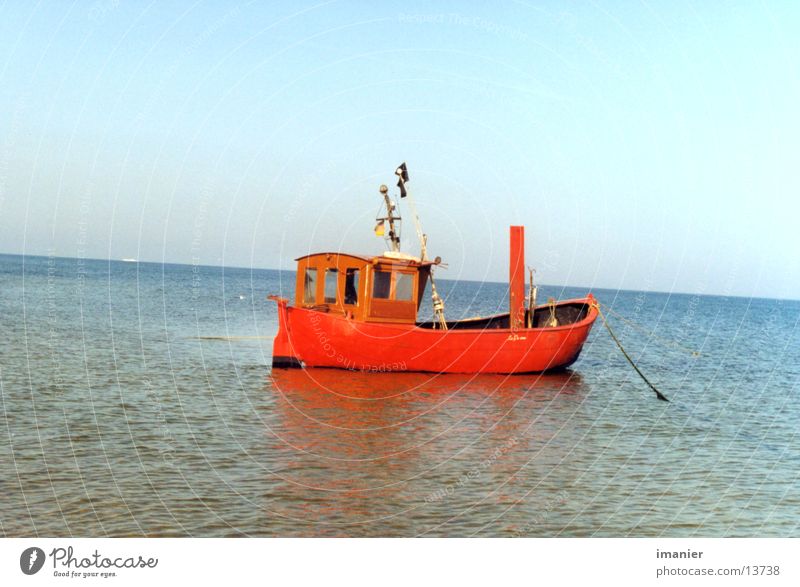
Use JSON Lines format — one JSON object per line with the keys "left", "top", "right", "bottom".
{"left": 593, "top": 304, "right": 669, "bottom": 402}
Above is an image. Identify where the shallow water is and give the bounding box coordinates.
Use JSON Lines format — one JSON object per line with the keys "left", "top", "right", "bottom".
{"left": 1, "top": 254, "right": 798, "bottom": 536}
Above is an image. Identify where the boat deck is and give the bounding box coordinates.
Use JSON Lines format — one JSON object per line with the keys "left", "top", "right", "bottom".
{"left": 416, "top": 301, "right": 590, "bottom": 330}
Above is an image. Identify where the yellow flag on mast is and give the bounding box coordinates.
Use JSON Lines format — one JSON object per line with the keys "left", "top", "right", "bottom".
{"left": 374, "top": 219, "right": 385, "bottom": 236}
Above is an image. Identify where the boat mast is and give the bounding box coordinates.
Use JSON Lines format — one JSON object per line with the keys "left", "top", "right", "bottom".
{"left": 378, "top": 184, "right": 401, "bottom": 253}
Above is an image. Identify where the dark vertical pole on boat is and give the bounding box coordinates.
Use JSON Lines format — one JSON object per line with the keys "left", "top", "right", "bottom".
{"left": 527, "top": 267, "right": 537, "bottom": 328}
{"left": 509, "top": 226, "right": 526, "bottom": 330}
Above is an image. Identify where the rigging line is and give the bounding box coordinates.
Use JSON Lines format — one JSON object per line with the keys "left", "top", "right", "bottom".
{"left": 600, "top": 302, "right": 701, "bottom": 357}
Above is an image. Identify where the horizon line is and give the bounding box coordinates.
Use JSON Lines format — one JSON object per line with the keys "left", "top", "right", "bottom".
{"left": 1, "top": 251, "right": 796, "bottom": 304}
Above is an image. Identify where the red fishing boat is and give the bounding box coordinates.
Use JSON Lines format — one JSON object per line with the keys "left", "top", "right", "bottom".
{"left": 270, "top": 164, "right": 598, "bottom": 374}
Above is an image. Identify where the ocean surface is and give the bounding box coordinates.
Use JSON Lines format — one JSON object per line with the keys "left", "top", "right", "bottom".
{"left": 1, "top": 253, "right": 798, "bottom": 537}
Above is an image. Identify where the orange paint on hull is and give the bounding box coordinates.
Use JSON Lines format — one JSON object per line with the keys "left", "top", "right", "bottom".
{"left": 271, "top": 296, "right": 598, "bottom": 374}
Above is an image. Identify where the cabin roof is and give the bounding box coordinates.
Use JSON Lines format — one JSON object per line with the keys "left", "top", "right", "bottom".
{"left": 294, "top": 252, "right": 371, "bottom": 263}
{"left": 295, "top": 251, "right": 435, "bottom": 267}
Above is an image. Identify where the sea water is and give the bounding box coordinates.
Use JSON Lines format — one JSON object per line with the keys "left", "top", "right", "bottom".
{"left": 1, "top": 254, "right": 798, "bottom": 536}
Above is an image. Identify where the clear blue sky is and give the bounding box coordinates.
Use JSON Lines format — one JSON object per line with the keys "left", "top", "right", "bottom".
{"left": 1, "top": 1, "right": 798, "bottom": 298}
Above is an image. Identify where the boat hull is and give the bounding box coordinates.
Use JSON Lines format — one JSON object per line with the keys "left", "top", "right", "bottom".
{"left": 271, "top": 297, "right": 598, "bottom": 374}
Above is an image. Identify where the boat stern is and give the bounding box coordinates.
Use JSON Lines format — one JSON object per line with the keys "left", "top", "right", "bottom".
{"left": 268, "top": 295, "right": 302, "bottom": 369}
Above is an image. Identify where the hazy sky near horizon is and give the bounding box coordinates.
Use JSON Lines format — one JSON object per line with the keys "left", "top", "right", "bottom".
{"left": 1, "top": 1, "right": 798, "bottom": 298}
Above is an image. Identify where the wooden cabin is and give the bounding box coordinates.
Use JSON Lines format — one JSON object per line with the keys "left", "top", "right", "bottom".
{"left": 294, "top": 252, "right": 433, "bottom": 324}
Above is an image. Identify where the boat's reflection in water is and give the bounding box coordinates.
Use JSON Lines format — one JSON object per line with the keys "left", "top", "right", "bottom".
{"left": 264, "top": 368, "right": 589, "bottom": 535}
{"left": 269, "top": 368, "right": 587, "bottom": 426}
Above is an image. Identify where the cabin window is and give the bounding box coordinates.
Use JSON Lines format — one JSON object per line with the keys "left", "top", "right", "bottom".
{"left": 344, "top": 268, "right": 359, "bottom": 305}
{"left": 323, "top": 268, "right": 338, "bottom": 303}
{"left": 303, "top": 268, "right": 317, "bottom": 304}
{"left": 372, "top": 270, "right": 391, "bottom": 299}
{"left": 394, "top": 272, "right": 414, "bottom": 301}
